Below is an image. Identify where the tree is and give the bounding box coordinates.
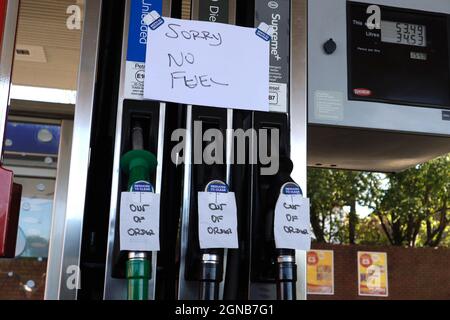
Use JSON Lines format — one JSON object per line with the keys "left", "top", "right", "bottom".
{"left": 307, "top": 169, "right": 381, "bottom": 244}
{"left": 371, "top": 155, "right": 450, "bottom": 247}
{"left": 307, "top": 155, "right": 450, "bottom": 248}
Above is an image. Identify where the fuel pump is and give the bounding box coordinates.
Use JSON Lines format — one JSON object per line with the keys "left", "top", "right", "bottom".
{"left": 177, "top": 0, "right": 237, "bottom": 300}
{"left": 232, "top": 0, "right": 310, "bottom": 301}
{"left": 101, "top": 0, "right": 183, "bottom": 300}
{"left": 178, "top": 107, "right": 229, "bottom": 300}
{"left": 248, "top": 113, "right": 305, "bottom": 301}
{"left": 262, "top": 157, "right": 303, "bottom": 301}
{"left": 81, "top": 0, "right": 308, "bottom": 301}
{"left": 308, "top": 0, "right": 450, "bottom": 172}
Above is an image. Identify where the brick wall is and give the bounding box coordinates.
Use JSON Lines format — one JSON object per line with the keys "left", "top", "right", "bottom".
{"left": 1, "top": 246, "right": 449, "bottom": 300}
{"left": 0, "top": 258, "right": 46, "bottom": 300}
{"left": 308, "top": 243, "right": 450, "bottom": 300}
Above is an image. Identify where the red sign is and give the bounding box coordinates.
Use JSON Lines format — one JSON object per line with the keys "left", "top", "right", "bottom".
{"left": 359, "top": 253, "right": 373, "bottom": 268}
{"left": 307, "top": 251, "right": 319, "bottom": 266}
{"left": 0, "top": 166, "right": 22, "bottom": 258}
{"left": 353, "top": 88, "right": 372, "bottom": 97}
{"left": 0, "top": 0, "right": 7, "bottom": 50}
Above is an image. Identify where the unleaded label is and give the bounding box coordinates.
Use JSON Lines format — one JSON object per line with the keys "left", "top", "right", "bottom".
{"left": 125, "top": 0, "right": 163, "bottom": 99}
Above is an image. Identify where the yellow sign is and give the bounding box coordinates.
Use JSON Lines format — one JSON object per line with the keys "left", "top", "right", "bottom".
{"left": 358, "top": 251, "right": 389, "bottom": 297}
{"left": 307, "top": 250, "right": 334, "bottom": 295}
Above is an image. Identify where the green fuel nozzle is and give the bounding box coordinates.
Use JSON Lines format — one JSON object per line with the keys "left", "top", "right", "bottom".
{"left": 121, "top": 149, "right": 158, "bottom": 190}
{"left": 120, "top": 123, "right": 158, "bottom": 301}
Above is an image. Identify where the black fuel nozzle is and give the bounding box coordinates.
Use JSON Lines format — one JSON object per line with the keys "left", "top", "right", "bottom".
{"left": 197, "top": 176, "right": 226, "bottom": 300}
{"left": 265, "top": 157, "right": 300, "bottom": 300}
{"left": 199, "top": 252, "right": 223, "bottom": 300}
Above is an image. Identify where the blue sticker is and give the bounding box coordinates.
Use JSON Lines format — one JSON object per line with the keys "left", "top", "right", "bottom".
{"left": 255, "top": 28, "right": 271, "bottom": 42}
{"left": 206, "top": 181, "right": 229, "bottom": 193}
{"left": 282, "top": 182, "right": 303, "bottom": 196}
{"left": 127, "top": 0, "right": 163, "bottom": 63}
{"left": 131, "top": 181, "right": 155, "bottom": 193}
{"left": 149, "top": 17, "right": 165, "bottom": 30}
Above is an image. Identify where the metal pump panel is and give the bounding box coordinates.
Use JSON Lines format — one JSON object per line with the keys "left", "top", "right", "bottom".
{"left": 308, "top": 0, "right": 450, "bottom": 172}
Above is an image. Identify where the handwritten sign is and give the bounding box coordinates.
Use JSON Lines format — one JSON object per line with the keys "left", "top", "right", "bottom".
{"left": 144, "top": 16, "right": 270, "bottom": 111}
{"left": 198, "top": 191, "right": 239, "bottom": 249}
{"left": 274, "top": 195, "right": 311, "bottom": 250}
{"left": 120, "top": 192, "right": 161, "bottom": 252}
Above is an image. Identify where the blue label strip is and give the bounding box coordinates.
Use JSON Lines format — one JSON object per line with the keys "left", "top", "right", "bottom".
{"left": 255, "top": 28, "right": 271, "bottom": 42}
{"left": 207, "top": 182, "right": 229, "bottom": 194}
{"left": 131, "top": 181, "right": 155, "bottom": 193}
{"left": 282, "top": 183, "right": 303, "bottom": 196}
{"left": 127, "top": 0, "right": 163, "bottom": 63}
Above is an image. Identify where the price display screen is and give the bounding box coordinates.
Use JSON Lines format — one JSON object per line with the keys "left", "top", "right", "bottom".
{"left": 347, "top": 2, "right": 450, "bottom": 108}
{"left": 381, "top": 21, "right": 426, "bottom": 47}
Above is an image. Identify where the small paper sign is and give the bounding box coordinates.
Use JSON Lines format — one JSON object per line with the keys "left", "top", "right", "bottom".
{"left": 144, "top": 15, "right": 270, "bottom": 111}
{"left": 274, "top": 195, "right": 311, "bottom": 250}
{"left": 198, "top": 191, "right": 239, "bottom": 249}
{"left": 120, "top": 192, "right": 161, "bottom": 252}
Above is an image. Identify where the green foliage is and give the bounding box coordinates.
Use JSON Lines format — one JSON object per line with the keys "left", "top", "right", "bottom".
{"left": 307, "top": 169, "right": 381, "bottom": 244}
{"left": 308, "top": 155, "right": 450, "bottom": 248}
{"left": 356, "top": 216, "right": 390, "bottom": 246}
{"left": 372, "top": 155, "right": 450, "bottom": 247}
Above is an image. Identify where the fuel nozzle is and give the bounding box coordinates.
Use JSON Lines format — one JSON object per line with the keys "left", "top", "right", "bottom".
{"left": 199, "top": 253, "right": 223, "bottom": 300}
{"left": 120, "top": 121, "right": 158, "bottom": 300}
{"left": 276, "top": 250, "right": 297, "bottom": 300}
{"left": 267, "top": 157, "right": 300, "bottom": 300}
{"left": 197, "top": 179, "right": 227, "bottom": 300}
{"left": 121, "top": 122, "right": 157, "bottom": 190}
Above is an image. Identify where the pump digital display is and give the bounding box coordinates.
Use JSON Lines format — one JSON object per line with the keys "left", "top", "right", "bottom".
{"left": 381, "top": 21, "right": 426, "bottom": 47}
{"left": 347, "top": 2, "right": 450, "bottom": 108}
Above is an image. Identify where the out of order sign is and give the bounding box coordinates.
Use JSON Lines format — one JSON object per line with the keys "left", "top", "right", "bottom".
{"left": 144, "top": 16, "right": 270, "bottom": 111}
{"left": 274, "top": 195, "right": 311, "bottom": 251}
{"left": 198, "top": 191, "right": 239, "bottom": 249}
{"left": 120, "top": 192, "right": 161, "bottom": 252}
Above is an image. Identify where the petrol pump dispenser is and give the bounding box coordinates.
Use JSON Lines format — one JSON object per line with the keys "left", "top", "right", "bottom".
{"left": 178, "top": 98, "right": 230, "bottom": 301}
{"left": 231, "top": 0, "right": 310, "bottom": 301}
{"left": 101, "top": 0, "right": 183, "bottom": 300}
{"left": 177, "top": 0, "right": 309, "bottom": 301}
{"left": 82, "top": 0, "right": 308, "bottom": 301}
{"left": 247, "top": 113, "right": 307, "bottom": 301}
{"left": 308, "top": 0, "right": 450, "bottom": 172}
{"left": 177, "top": 0, "right": 238, "bottom": 301}
{"left": 180, "top": 108, "right": 228, "bottom": 300}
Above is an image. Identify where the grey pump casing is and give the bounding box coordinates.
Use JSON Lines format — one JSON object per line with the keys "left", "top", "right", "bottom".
{"left": 307, "top": 0, "right": 450, "bottom": 172}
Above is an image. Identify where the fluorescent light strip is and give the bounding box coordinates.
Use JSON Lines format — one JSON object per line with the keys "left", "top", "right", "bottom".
{"left": 10, "top": 85, "right": 77, "bottom": 105}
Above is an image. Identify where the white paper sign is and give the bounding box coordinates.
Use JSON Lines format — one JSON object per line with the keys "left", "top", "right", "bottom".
{"left": 198, "top": 191, "right": 239, "bottom": 249}
{"left": 120, "top": 192, "right": 161, "bottom": 252}
{"left": 144, "top": 17, "right": 270, "bottom": 111}
{"left": 274, "top": 195, "right": 311, "bottom": 250}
